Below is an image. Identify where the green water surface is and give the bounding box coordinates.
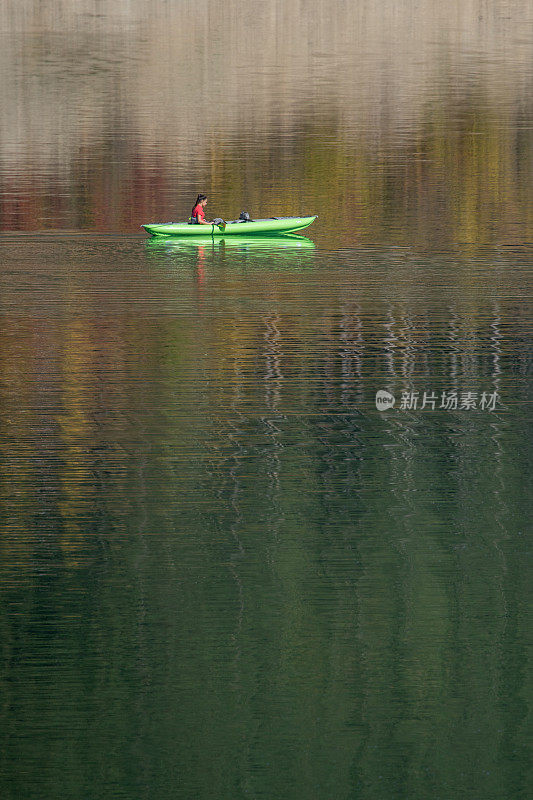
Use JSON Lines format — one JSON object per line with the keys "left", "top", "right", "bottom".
{"left": 0, "top": 237, "right": 530, "bottom": 799}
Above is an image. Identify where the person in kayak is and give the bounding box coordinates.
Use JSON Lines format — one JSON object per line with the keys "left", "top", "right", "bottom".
{"left": 190, "top": 194, "right": 210, "bottom": 225}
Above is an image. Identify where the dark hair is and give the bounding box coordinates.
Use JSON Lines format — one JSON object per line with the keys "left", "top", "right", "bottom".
{"left": 191, "top": 194, "right": 207, "bottom": 218}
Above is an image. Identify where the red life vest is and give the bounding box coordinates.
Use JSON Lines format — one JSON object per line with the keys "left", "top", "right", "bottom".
{"left": 191, "top": 204, "right": 205, "bottom": 223}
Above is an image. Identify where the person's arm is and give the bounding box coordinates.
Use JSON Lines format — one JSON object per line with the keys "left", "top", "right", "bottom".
{"left": 194, "top": 207, "right": 210, "bottom": 224}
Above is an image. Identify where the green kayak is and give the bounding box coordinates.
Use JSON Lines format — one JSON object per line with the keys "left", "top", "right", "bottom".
{"left": 142, "top": 215, "right": 316, "bottom": 237}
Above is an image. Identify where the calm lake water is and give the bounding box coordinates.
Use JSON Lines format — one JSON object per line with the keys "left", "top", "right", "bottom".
{"left": 1, "top": 3, "right": 532, "bottom": 799}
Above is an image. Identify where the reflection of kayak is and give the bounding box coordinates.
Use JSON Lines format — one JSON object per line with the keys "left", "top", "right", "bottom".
{"left": 142, "top": 215, "right": 316, "bottom": 237}
{"left": 146, "top": 234, "right": 316, "bottom": 252}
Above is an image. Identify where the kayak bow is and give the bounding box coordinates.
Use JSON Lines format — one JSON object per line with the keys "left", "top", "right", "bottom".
{"left": 142, "top": 215, "right": 317, "bottom": 237}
